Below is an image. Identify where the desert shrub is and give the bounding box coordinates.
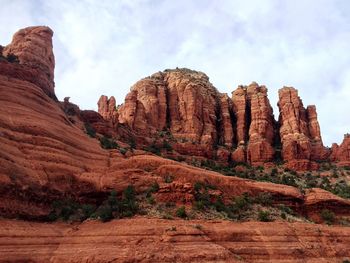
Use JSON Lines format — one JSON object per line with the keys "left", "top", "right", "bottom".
{"left": 320, "top": 209, "right": 335, "bottom": 224}
{"left": 270, "top": 168, "right": 278, "bottom": 176}
{"left": 258, "top": 210, "right": 272, "bottom": 222}
{"left": 84, "top": 122, "right": 96, "bottom": 138}
{"left": 98, "top": 205, "right": 113, "bottom": 222}
{"left": 254, "top": 192, "right": 273, "bottom": 206}
{"left": 146, "top": 181, "right": 160, "bottom": 197}
{"left": 281, "top": 174, "right": 298, "bottom": 187}
{"left": 281, "top": 212, "right": 287, "bottom": 219}
{"left": 50, "top": 199, "right": 79, "bottom": 221}
{"left": 144, "top": 143, "right": 161, "bottom": 155}
{"left": 128, "top": 138, "right": 136, "bottom": 149}
{"left": 331, "top": 181, "right": 350, "bottom": 199}
{"left": 81, "top": 204, "right": 95, "bottom": 219}
{"left": 162, "top": 213, "right": 174, "bottom": 220}
{"left": 176, "top": 206, "right": 187, "bottom": 218}
{"left": 121, "top": 185, "right": 138, "bottom": 216}
{"left": 147, "top": 196, "right": 155, "bottom": 205}
{"left": 162, "top": 140, "right": 173, "bottom": 151}
{"left": 164, "top": 174, "right": 174, "bottom": 183}
{"left": 214, "top": 197, "right": 226, "bottom": 212}
{"left": 6, "top": 53, "right": 19, "bottom": 63}
{"left": 119, "top": 148, "right": 127, "bottom": 155}
{"left": 100, "top": 136, "right": 118, "bottom": 149}
{"left": 278, "top": 204, "right": 295, "bottom": 215}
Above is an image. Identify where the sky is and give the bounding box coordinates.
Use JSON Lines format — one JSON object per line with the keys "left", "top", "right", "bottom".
{"left": 0, "top": 0, "right": 349, "bottom": 146}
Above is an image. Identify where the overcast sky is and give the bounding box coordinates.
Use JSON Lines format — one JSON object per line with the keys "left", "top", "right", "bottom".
{"left": 1, "top": 0, "right": 349, "bottom": 146}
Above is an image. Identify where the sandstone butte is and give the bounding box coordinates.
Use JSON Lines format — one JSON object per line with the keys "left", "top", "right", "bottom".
{"left": 0, "top": 26, "right": 350, "bottom": 262}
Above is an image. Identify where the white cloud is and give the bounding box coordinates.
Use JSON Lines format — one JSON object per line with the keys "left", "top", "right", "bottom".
{"left": 0, "top": 0, "right": 349, "bottom": 146}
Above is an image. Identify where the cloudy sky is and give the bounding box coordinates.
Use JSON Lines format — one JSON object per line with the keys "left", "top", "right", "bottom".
{"left": 1, "top": 0, "right": 349, "bottom": 146}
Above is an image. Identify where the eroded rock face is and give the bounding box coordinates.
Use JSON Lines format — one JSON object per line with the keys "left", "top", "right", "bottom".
{"left": 278, "top": 87, "right": 328, "bottom": 170}
{"left": 98, "top": 95, "right": 119, "bottom": 125}
{"left": 118, "top": 69, "right": 221, "bottom": 147}
{"left": 330, "top": 134, "right": 350, "bottom": 166}
{"left": 232, "top": 82, "right": 276, "bottom": 165}
{"left": 3, "top": 26, "right": 55, "bottom": 97}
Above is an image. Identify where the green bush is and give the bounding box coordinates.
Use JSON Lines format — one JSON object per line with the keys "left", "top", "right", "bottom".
{"left": 82, "top": 204, "right": 95, "bottom": 219}
{"left": 176, "top": 206, "right": 187, "bottom": 218}
{"left": 162, "top": 140, "right": 173, "bottom": 151}
{"left": 99, "top": 205, "right": 113, "bottom": 222}
{"left": 84, "top": 122, "right": 96, "bottom": 138}
{"left": 281, "top": 212, "right": 287, "bottom": 219}
{"left": 320, "top": 209, "right": 335, "bottom": 224}
{"left": 258, "top": 210, "right": 272, "bottom": 222}
{"left": 254, "top": 193, "right": 273, "bottom": 206}
{"left": 164, "top": 174, "right": 174, "bottom": 183}
{"left": 6, "top": 53, "right": 19, "bottom": 63}
{"left": 100, "top": 136, "right": 118, "bottom": 149}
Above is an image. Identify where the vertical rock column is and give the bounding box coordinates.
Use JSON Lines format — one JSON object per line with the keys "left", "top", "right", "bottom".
{"left": 246, "top": 83, "right": 276, "bottom": 165}
{"left": 278, "top": 87, "right": 327, "bottom": 170}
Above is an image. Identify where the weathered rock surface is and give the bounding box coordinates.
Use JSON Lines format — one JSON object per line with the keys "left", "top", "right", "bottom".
{"left": 97, "top": 95, "right": 119, "bottom": 125}
{"left": 118, "top": 69, "right": 220, "bottom": 145}
{"left": 278, "top": 87, "right": 329, "bottom": 170}
{"left": 330, "top": 134, "right": 350, "bottom": 166}
{"left": 1, "top": 218, "right": 350, "bottom": 263}
{"left": 2, "top": 26, "right": 55, "bottom": 97}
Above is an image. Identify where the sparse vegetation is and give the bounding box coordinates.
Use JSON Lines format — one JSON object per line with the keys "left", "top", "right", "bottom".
{"left": 258, "top": 210, "right": 272, "bottom": 222}
{"left": 84, "top": 122, "right": 96, "bottom": 138}
{"left": 320, "top": 209, "right": 335, "bottom": 225}
{"left": 48, "top": 185, "right": 139, "bottom": 222}
{"left": 164, "top": 174, "right": 174, "bottom": 183}
{"left": 100, "top": 136, "right": 118, "bottom": 149}
{"left": 176, "top": 206, "right": 187, "bottom": 218}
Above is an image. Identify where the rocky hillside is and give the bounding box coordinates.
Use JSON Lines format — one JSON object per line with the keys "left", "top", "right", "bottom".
{"left": 0, "top": 26, "right": 350, "bottom": 262}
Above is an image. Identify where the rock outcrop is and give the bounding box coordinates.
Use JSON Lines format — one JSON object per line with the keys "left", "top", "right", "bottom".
{"left": 232, "top": 82, "right": 276, "bottom": 165}
{"left": 118, "top": 69, "right": 220, "bottom": 146}
{"left": 277, "top": 87, "right": 329, "bottom": 170}
{"left": 2, "top": 26, "right": 55, "bottom": 98}
{"left": 330, "top": 134, "right": 350, "bottom": 166}
{"left": 97, "top": 95, "right": 119, "bottom": 125}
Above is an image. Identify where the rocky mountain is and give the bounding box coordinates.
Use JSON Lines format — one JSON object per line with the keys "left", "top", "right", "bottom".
{"left": 1, "top": 26, "right": 350, "bottom": 262}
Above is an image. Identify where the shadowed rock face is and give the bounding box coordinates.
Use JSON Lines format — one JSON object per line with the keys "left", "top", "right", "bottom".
{"left": 330, "top": 134, "right": 350, "bottom": 166}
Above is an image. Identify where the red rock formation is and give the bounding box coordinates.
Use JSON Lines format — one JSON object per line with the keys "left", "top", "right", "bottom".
{"left": 118, "top": 69, "right": 220, "bottom": 145}
{"left": 97, "top": 95, "right": 119, "bottom": 125}
{"left": 1, "top": 218, "right": 350, "bottom": 262}
{"left": 118, "top": 75, "right": 167, "bottom": 134}
{"left": 330, "top": 134, "right": 350, "bottom": 166}
{"left": 232, "top": 82, "right": 276, "bottom": 165}
{"left": 3, "top": 26, "right": 55, "bottom": 97}
{"left": 278, "top": 87, "right": 328, "bottom": 170}
{"left": 218, "top": 93, "right": 235, "bottom": 147}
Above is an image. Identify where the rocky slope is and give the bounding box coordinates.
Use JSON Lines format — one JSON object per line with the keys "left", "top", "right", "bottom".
{"left": 1, "top": 26, "right": 350, "bottom": 263}
{"left": 1, "top": 218, "right": 350, "bottom": 263}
